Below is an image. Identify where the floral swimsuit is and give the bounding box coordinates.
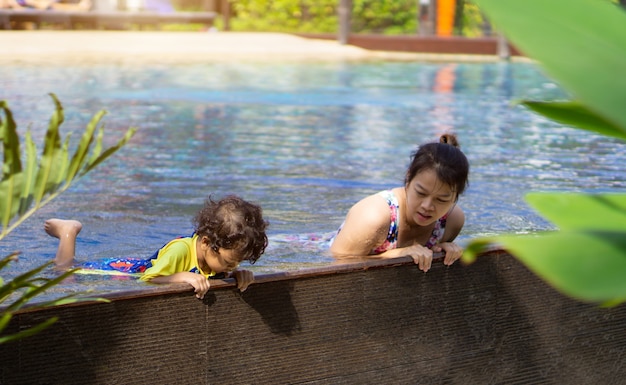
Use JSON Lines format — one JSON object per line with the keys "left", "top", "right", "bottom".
{"left": 371, "top": 190, "right": 447, "bottom": 254}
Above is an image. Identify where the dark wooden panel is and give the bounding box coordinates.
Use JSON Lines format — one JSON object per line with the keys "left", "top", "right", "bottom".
{"left": 1, "top": 252, "right": 625, "bottom": 384}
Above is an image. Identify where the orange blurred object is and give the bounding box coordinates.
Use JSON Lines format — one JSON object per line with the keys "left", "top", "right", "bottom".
{"left": 437, "top": 0, "right": 456, "bottom": 36}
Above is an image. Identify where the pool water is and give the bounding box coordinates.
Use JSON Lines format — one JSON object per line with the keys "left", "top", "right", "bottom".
{"left": 1, "top": 60, "right": 624, "bottom": 298}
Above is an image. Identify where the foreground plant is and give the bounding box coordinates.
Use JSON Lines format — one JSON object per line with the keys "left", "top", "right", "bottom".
{"left": 0, "top": 254, "right": 85, "bottom": 344}
{"left": 0, "top": 94, "right": 136, "bottom": 343}
{"left": 463, "top": 0, "right": 626, "bottom": 305}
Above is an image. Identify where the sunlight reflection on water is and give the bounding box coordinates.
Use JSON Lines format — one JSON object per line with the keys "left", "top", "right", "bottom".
{"left": 1, "top": 60, "right": 624, "bottom": 300}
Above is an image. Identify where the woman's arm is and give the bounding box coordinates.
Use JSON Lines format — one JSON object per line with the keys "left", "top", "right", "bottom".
{"left": 330, "top": 193, "right": 436, "bottom": 272}
{"left": 329, "top": 194, "right": 392, "bottom": 258}
{"left": 433, "top": 205, "right": 465, "bottom": 266}
{"left": 442, "top": 205, "right": 465, "bottom": 243}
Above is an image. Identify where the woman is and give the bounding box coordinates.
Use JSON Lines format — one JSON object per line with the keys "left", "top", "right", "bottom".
{"left": 330, "top": 133, "right": 469, "bottom": 272}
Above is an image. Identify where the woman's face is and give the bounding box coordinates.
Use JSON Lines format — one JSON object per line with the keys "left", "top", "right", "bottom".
{"left": 405, "top": 168, "right": 456, "bottom": 227}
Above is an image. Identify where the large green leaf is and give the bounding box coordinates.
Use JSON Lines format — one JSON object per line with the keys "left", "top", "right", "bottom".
{"left": 525, "top": 193, "right": 626, "bottom": 231}
{"left": 522, "top": 101, "right": 626, "bottom": 142}
{"left": 480, "top": 231, "right": 626, "bottom": 304}
{"left": 476, "top": 0, "right": 626, "bottom": 134}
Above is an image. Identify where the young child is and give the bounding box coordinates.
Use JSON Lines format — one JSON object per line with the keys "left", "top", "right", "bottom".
{"left": 45, "top": 195, "right": 269, "bottom": 299}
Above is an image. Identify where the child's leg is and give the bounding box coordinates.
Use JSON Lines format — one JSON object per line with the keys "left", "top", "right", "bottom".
{"left": 44, "top": 218, "right": 82, "bottom": 268}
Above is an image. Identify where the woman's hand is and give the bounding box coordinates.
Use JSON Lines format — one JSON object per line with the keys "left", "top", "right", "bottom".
{"left": 434, "top": 242, "right": 463, "bottom": 266}
{"left": 231, "top": 269, "right": 254, "bottom": 292}
{"left": 404, "top": 243, "right": 434, "bottom": 272}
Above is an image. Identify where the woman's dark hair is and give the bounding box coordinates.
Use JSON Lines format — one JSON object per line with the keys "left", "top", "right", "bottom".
{"left": 193, "top": 195, "right": 269, "bottom": 264}
{"left": 404, "top": 133, "right": 469, "bottom": 199}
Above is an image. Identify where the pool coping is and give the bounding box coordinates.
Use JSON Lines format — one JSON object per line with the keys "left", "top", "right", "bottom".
{"left": 13, "top": 247, "right": 506, "bottom": 313}
{"left": 4, "top": 246, "right": 625, "bottom": 384}
{"left": 0, "top": 30, "right": 533, "bottom": 65}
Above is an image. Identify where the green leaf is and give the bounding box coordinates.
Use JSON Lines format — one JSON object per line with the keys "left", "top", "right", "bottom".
{"left": 475, "top": 0, "right": 626, "bottom": 134}
{"left": 51, "top": 135, "right": 71, "bottom": 190}
{"left": 35, "top": 295, "right": 111, "bottom": 308}
{"left": 3, "top": 267, "right": 78, "bottom": 312}
{"left": 491, "top": 231, "right": 626, "bottom": 304}
{"left": 84, "top": 126, "right": 104, "bottom": 172}
{"left": 18, "top": 131, "right": 38, "bottom": 215}
{"left": 0, "top": 316, "right": 58, "bottom": 345}
{"left": 461, "top": 237, "right": 496, "bottom": 265}
{"left": 81, "top": 126, "right": 137, "bottom": 176}
{"left": 522, "top": 101, "right": 626, "bottom": 142}
{"left": 0, "top": 253, "right": 19, "bottom": 274}
{"left": 0, "top": 312, "right": 12, "bottom": 334}
{"left": 0, "top": 261, "right": 54, "bottom": 304}
{"left": 0, "top": 173, "right": 24, "bottom": 235}
{"left": 0, "top": 101, "right": 24, "bottom": 235}
{"left": 525, "top": 193, "right": 626, "bottom": 231}
{"left": 0, "top": 100, "right": 23, "bottom": 179}
{"left": 65, "top": 110, "right": 105, "bottom": 182}
{"left": 33, "top": 95, "right": 64, "bottom": 205}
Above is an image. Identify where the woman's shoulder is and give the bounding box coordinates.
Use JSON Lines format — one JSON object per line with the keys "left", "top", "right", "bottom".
{"left": 447, "top": 204, "right": 465, "bottom": 222}
{"left": 442, "top": 205, "right": 465, "bottom": 241}
{"left": 348, "top": 190, "right": 399, "bottom": 224}
{"left": 354, "top": 189, "right": 398, "bottom": 209}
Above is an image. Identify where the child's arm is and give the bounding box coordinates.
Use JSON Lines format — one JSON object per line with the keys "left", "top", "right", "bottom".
{"left": 149, "top": 272, "right": 210, "bottom": 299}
{"left": 229, "top": 269, "right": 254, "bottom": 292}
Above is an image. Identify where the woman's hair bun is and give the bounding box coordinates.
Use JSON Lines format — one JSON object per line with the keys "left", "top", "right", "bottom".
{"left": 439, "top": 133, "right": 460, "bottom": 148}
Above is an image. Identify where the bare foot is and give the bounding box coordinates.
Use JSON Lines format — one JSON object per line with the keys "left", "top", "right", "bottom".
{"left": 44, "top": 218, "right": 82, "bottom": 239}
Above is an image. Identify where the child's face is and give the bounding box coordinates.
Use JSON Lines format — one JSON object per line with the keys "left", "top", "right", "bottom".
{"left": 199, "top": 238, "right": 241, "bottom": 273}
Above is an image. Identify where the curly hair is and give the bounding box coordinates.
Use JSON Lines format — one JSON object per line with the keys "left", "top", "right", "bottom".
{"left": 193, "top": 195, "right": 269, "bottom": 264}
{"left": 404, "top": 133, "right": 469, "bottom": 200}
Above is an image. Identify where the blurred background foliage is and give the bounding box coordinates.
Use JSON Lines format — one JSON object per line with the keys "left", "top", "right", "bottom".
{"left": 172, "top": 0, "right": 489, "bottom": 36}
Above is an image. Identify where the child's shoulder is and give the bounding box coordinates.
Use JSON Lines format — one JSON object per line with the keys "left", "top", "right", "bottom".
{"left": 159, "top": 234, "right": 196, "bottom": 255}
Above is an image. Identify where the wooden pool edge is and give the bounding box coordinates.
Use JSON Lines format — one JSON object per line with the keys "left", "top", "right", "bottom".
{"left": 2, "top": 249, "right": 626, "bottom": 384}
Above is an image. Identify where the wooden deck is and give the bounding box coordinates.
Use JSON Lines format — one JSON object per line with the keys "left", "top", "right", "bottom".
{"left": 0, "top": 9, "right": 216, "bottom": 30}
{"left": 296, "top": 32, "right": 524, "bottom": 57}
{"left": 1, "top": 250, "right": 625, "bottom": 384}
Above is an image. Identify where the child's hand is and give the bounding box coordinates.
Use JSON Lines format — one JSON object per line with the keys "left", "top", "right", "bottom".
{"left": 180, "top": 272, "right": 211, "bottom": 299}
{"left": 231, "top": 269, "right": 254, "bottom": 292}
{"left": 149, "top": 272, "right": 210, "bottom": 299}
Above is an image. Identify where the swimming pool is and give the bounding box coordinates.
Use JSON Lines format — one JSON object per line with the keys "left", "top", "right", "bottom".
{"left": 1, "top": 60, "right": 624, "bottom": 297}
